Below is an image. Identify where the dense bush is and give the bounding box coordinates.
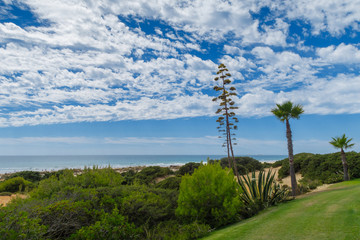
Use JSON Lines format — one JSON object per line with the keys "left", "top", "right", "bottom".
{"left": 31, "top": 167, "right": 124, "bottom": 199}
{"left": 121, "top": 170, "right": 137, "bottom": 185}
{"left": 208, "top": 156, "right": 264, "bottom": 175}
{"left": 176, "top": 162, "right": 201, "bottom": 176}
{"left": 277, "top": 152, "right": 360, "bottom": 184}
{"left": 0, "top": 210, "right": 47, "bottom": 240}
{"left": 120, "top": 185, "right": 178, "bottom": 227}
{"left": 277, "top": 153, "right": 314, "bottom": 179}
{"left": 135, "top": 166, "right": 173, "bottom": 185}
{"left": 5, "top": 171, "right": 43, "bottom": 183}
{"left": 34, "top": 200, "right": 95, "bottom": 239}
{"left": 0, "top": 177, "right": 33, "bottom": 193}
{"left": 176, "top": 163, "right": 242, "bottom": 228}
{"left": 70, "top": 208, "right": 142, "bottom": 240}
{"left": 155, "top": 176, "right": 182, "bottom": 190}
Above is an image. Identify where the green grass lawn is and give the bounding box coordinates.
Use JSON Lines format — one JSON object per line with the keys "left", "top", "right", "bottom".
{"left": 202, "top": 179, "right": 360, "bottom": 240}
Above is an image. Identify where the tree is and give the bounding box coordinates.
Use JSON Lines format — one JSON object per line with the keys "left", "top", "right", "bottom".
{"left": 329, "top": 134, "right": 354, "bottom": 181}
{"left": 271, "top": 101, "right": 304, "bottom": 196}
{"left": 212, "top": 63, "right": 240, "bottom": 182}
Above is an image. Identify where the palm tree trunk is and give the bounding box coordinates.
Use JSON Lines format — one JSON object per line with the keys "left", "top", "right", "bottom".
{"left": 341, "top": 148, "right": 350, "bottom": 181}
{"left": 286, "top": 119, "right": 297, "bottom": 196}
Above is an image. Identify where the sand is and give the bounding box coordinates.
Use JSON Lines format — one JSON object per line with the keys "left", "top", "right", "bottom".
{"left": 0, "top": 194, "right": 27, "bottom": 206}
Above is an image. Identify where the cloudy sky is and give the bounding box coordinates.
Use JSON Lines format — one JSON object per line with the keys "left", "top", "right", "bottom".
{"left": 0, "top": 0, "right": 359, "bottom": 155}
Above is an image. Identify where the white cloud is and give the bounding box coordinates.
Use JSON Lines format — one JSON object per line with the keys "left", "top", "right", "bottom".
{"left": 317, "top": 43, "right": 360, "bottom": 64}
{"left": 0, "top": 0, "right": 359, "bottom": 127}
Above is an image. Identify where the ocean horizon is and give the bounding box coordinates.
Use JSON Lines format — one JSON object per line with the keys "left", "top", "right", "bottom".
{"left": 0, "top": 154, "right": 287, "bottom": 174}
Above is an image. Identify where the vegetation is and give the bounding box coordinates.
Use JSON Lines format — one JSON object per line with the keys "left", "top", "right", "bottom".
{"left": 212, "top": 63, "right": 240, "bottom": 181}
{"left": 271, "top": 101, "right": 304, "bottom": 196}
{"left": 238, "top": 170, "right": 289, "bottom": 217}
{"left": 1, "top": 153, "right": 359, "bottom": 239}
{"left": 0, "top": 166, "right": 211, "bottom": 240}
{"left": 0, "top": 177, "right": 33, "bottom": 193}
{"left": 275, "top": 152, "right": 360, "bottom": 184}
{"left": 176, "top": 162, "right": 242, "bottom": 228}
{"left": 176, "top": 162, "right": 201, "bottom": 176}
{"left": 329, "top": 134, "right": 355, "bottom": 181}
{"left": 202, "top": 179, "right": 360, "bottom": 240}
{"left": 208, "top": 156, "right": 265, "bottom": 175}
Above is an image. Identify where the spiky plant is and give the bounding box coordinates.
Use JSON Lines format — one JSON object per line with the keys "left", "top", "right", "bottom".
{"left": 329, "top": 134, "right": 355, "bottom": 181}
{"left": 238, "top": 169, "right": 288, "bottom": 214}
{"left": 212, "top": 63, "right": 240, "bottom": 182}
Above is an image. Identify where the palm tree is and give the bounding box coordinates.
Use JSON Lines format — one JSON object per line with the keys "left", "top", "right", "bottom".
{"left": 271, "top": 101, "right": 304, "bottom": 196}
{"left": 329, "top": 134, "right": 354, "bottom": 181}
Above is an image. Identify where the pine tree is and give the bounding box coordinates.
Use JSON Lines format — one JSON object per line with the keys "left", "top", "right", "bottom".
{"left": 212, "top": 63, "right": 240, "bottom": 182}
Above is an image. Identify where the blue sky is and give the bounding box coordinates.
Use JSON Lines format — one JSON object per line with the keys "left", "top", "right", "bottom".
{"left": 0, "top": 0, "right": 359, "bottom": 155}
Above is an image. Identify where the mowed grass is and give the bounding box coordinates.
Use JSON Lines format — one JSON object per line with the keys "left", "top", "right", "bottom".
{"left": 202, "top": 179, "right": 360, "bottom": 240}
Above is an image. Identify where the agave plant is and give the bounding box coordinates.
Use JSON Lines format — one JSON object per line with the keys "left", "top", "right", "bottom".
{"left": 238, "top": 169, "right": 289, "bottom": 210}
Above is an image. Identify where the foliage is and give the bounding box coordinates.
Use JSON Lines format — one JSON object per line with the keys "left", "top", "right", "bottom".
{"left": 120, "top": 185, "right": 178, "bottom": 227}
{"left": 135, "top": 166, "right": 173, "bottom": 185}
{"left": 34, "top": 200, "right": 95, "bottom": 239}
{"left": 155, "top": 176, "right": 182, "bottom": 190}
{"left": 0, "top": 177, "right": 33, "bottom": 193}
{"left": 121, "top": 169, "right": 137, "bottom": 185}
{"left": 70, "top": 208, "right": 142, "bottom": 240}
{"left": 329, "top": 134, "right": 355, "bottom": 150}
{"left": 0, "top": 192, "right": 12, "bottom": 196}
{"left": 277, "top": 153, "right": 314, "bottom": 179}
{"left": 277, "top": 152, "right": 360, "bottom": 184}
{"left": 31, "top": 167, "right": 124, "bottom": 199}
{"left": 176, "top": 163, "right": 242, "bottom": 228}
{"left": 5, "top": 171, "right": 44, "bottom": 183}
{"left": 208, "top": 156, "right": 264, "bottom": 175}
{"left": 0, "top": 209, "right": 47, "bottom": 240}
{"left": 176, "top": 162, "right": 201, "bottom": 176}
{"left": 238, "top": 170, "right": 289, "bottom": 217}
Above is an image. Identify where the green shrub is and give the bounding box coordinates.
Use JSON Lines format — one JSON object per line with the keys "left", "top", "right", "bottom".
{"left": 155, "top": 176, "right": 182, "bottom": 190}
{"left": 70, "top": 208, "right": 142, "bottom": 240}
{"left": 272, "top": 159, "right": 285, "bottom": 168}
{"left": 135, "top": 166, "right": 172, "bottom": 185}
{"left": 5, "top": 171, "right": 43, "bottom": 183}
{"left": 176, "top": 162, "right": 201, "bottom": 176}
{"left": 34, "top": 200, "right": 95, "bottom": 239}
{"left": 208, "top": 157, "right": 263, "bottom": 175}
{"left": 0, "top": 192, "right": 12, "bottom": 196}
{"left": 120, "top": 186, "right": 178, "bottom": 227}
{"left": 31, "top": 167, "right": 124, "bottom": 199}
{"left": 277, "top": 152, "right": 360, "bottom": 183}
{"left": 0, "top": 177, "right": 33, "bottom": 193}
{"left": 121, "top": 170, "right": 137, "bottom": 185}
{"left": 176, "top": 163, "right": 242, "bottom": 228}
{"left": 0, "top": 210, "right": 47, "bottom": 240}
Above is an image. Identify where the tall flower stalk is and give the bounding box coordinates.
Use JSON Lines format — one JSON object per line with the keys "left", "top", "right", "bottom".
{"left": 213, "top": 63, "right": 240, "bottom": 182}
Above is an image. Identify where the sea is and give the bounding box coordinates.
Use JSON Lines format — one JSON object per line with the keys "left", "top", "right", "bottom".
{"left": 0, "top": 155, "right": 287, "bottom": 174}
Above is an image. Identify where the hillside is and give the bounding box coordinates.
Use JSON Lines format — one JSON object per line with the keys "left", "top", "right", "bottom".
{"left": 202, "top": 179, "right": 360, "bottom": 240}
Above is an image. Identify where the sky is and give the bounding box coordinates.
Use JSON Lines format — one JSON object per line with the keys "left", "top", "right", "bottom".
{"left": 0, "top": 0, "right": 360, "bottom": 155}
